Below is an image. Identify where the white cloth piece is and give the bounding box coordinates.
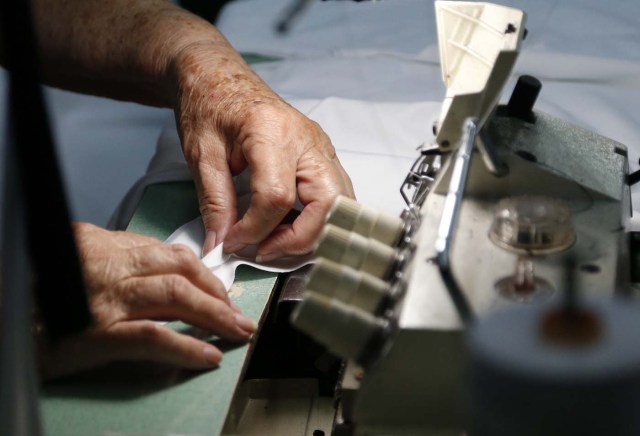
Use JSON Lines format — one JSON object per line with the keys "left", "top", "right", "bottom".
{"left": 165, "top": 216, "right": 313, "bottom": 290}
{"left": 503, "top": 0, "right": 640, "bottom": 62}
{"left": 338, "top": 150, "right": 415, "bottom": 215}
{"left": 218, "top": 0, "right": 640, "bottom": 62}
{"left": 251, "top": 57, "right": 444, "bottom": 102}
{"left": 294, "top": 97, "right": 439, "bottom": 158}
{"left": 218, "top": 0, "right": 437, "bottom": 60}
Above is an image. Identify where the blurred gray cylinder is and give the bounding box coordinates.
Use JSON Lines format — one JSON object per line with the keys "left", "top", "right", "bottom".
{"left": 469, "top": 300, "right": 640, "bottom": 436}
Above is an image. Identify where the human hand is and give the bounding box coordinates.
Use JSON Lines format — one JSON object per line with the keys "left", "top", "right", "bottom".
{"left": 27, "top": 0, "right": 353, "bottom": 259}
{"left": 173, "top": 42, "right": 355, "bottom": 261}
{"left": 38, "top": 222, "right": 256, "bottom": 380}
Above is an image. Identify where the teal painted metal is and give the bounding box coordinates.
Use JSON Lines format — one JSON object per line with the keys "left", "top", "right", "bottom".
{"left": 42, "top": 181, "right": 278, "bottom": 435}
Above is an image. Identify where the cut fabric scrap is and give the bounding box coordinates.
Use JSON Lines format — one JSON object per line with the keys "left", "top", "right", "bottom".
{"left": 165, "top": 217, "right": 313, "bottom": 290}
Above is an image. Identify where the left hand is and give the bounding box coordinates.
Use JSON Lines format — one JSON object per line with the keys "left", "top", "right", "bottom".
{"left": 37, "top": 223, "right": 255, "bottom": 380}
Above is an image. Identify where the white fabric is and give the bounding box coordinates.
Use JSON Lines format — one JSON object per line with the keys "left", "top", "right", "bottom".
{"left": 218, "top": 0, "right": 640, "bottom": 62}
{"left": 166, "top": 217, "right": 313, "bottom": 290}
{"left": 107, "top": 0, "right": 640, "bottom": 283}
{"left": 217, "top": 0, "right": 437, "bottom": 60}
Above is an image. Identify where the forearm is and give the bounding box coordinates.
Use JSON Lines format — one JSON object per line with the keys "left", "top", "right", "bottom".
{"left": 30, "top": 0, "right": 256, "bottom": 108}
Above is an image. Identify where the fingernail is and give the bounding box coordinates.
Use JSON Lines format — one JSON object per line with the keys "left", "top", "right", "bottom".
{"left": 203, "top": 346, "right": 222, "bottom": 366}
{"left": 224, "top": 242, "right": 247, "bottom": 254}
{"left": 235, "top": 313, "right": 257, "bottom": 334}
{"left": 256, "top": 252, "right": 283, "bottom": 263}
{"left": 202, "top": 231, "right": 217, "bottom": 257}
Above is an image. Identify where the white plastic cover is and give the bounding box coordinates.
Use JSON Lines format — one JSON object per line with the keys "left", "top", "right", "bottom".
{"left": 434, "top": 1, "right": 526, "bottom": 149}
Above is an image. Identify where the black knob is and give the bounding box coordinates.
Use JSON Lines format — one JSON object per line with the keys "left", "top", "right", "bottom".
{"left": 507, "top": 75, "right": 542, "bottom": 122}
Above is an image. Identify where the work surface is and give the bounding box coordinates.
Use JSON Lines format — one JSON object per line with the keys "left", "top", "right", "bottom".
{"left": 41, "top": 182, "right": 278, "bottom": 436}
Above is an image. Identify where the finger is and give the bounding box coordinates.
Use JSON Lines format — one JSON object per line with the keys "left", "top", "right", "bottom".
{"left": 334, "top": 156, "right": 356, "bottom": 199}
{"left": 194, "top": 159, "right": 238, "bottom": 256}
{"left": 126, "top": 243, "right": 231, "bottom": 306}
{"left": 123, "top": 274, "right": 256, "bottom": 341}
{"left": 257, "top": 146, "right": 353, "bottom": 259}
{"left": 223, "top": 149, "right": 296, "bottom": 253}
{"left": 256, "top": 201, "right": 326, "bottom": 262}
{"left": 105, "top": 321, "right": 223, "bottom": 369}
{"left": 308, "top": 127, "right": 355, "bottom": 199}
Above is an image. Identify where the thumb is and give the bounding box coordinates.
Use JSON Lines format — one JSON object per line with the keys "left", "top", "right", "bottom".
{"left": 192, "top": 159, "right": 237, "bottom": 257}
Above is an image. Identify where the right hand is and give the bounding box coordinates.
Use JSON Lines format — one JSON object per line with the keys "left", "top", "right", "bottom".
{"left": 37, "top": 222, "right": 256, "bottom": 380}
{"left": 172, "top": 41, "right": 355, "bottom": 259}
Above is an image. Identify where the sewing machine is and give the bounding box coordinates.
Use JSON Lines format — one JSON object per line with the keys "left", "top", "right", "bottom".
{"left": 290, "top": 2, "right": 640, "bottom": 435}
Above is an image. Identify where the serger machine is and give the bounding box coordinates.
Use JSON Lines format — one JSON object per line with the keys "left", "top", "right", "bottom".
{"left": 292, "top": 2, "right": 640, "bottom": 435}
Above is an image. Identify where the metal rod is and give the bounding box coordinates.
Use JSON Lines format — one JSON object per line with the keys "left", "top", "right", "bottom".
{"left": 434, "top": 118, "right": 478, "bottom": 326}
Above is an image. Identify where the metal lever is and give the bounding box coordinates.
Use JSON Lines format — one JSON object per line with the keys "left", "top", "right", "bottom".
{"left": 434, "top": 118, "right": 478, "bottom": 326}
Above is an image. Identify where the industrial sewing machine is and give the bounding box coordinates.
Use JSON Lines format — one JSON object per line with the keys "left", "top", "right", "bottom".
{"left": 287, "top": 2, "right": 640, "bottom": 435}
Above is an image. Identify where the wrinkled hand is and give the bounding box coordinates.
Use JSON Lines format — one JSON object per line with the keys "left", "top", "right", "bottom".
{"left": 174, "top": 42, "right": 355, "bottom": 260}
{"left": 38, "top": 222, "right": 256, "bottom": 380}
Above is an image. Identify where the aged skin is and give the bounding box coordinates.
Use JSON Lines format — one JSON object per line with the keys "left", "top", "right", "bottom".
{"left": 32, "top": 0, "right": 354, "bottom": 259}
{"left": 39, "top": 223, "right": 254, "bottom": 379}
{"left": 13, "top": 0, "right": 354, "bottom": 376}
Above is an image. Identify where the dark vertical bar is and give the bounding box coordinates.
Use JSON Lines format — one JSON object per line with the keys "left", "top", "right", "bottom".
{"left": 0, "top": 124, "right": 43, "bottom": 436}
{"left": 0, "top": 0, "right": 91, "bottom": 339}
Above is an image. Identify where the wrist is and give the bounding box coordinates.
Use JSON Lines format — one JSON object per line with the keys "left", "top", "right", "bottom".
{"left": 125, "top": 7, "right": 236, "bottom": 108}
{"left": 170, "top": 38, "right": 289, "bottom": 148}
{"left": 171, "top": 42, "right": 262, "bottom": 105}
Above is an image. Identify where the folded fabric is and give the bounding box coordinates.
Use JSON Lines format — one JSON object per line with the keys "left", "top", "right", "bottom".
{"left": 165, "top": 216, "right": 313, "bottom": 290}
